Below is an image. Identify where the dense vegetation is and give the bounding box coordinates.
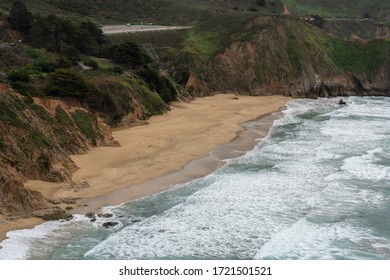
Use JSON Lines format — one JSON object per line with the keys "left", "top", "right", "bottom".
{"left": 1, "top": 1, "right": 181, "bottom": 126}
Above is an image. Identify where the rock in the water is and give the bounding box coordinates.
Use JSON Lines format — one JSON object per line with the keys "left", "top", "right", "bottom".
{"left": 90, "top": 218, "right": 97, "bottom": 222}
{"left": 85, "top": 212, "right": 95, "bottom": 219}
{"left": 102, "top": 222, "right": 118, "bottom": 228}
{"left": 97, "top": 212, "right": 113, "bottom": 218}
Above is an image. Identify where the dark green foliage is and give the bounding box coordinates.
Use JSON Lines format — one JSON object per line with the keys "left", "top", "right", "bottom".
{"left": 86, "top": 88, "right": 117, "bottom": 114}
{"left": 0, "top": 27, "right": 6, "bottom": 40}
{"left": 24, "top": 13, "right": 107, "bottom": 57}
{"left": 111, "top": 67, "right": 124, "bottom": 74}
{"left": 62, "top": 46, "right": 81, "bottom": 63}
{"left": 11, "top": 81, "right": 43, "bottom": 97}
{"left": 256, "top": 0, "right": 266, "bottom": 6}
{"left": 33, "top": 56, "right": 57, "bottom": 72}
{"left": 137, "top": 66, "right": 177, "bottom": 103}
{"left": 8, "top": 0, "right": 33, "bottom": 31}
{"left": 71, "top": 109, "right": 96, "bottom": 140}
{"left": 56, "top": 56, "right": 73, "bottom": 68}
{"left": 111, "top": 41, "right": 151, "bottom": 68}
{"left": 6, "top": 68, "right": 30, "bottom": 83}
{"left": 55, "top": 106, "right": 71, "bottom": 125}
{"left": 45, "top": 68, "right": 91, "bottom": 98}
{"left": 84, "top": 58, "right": 99, "bottom": 70}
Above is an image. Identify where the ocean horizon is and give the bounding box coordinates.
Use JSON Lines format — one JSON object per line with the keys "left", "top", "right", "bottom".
{"left": 1, "top": 96, "right": 389, "bottom": 260}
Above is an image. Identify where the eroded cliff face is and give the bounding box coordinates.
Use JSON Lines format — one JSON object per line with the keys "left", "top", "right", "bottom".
{"left": 0, "top": 85, "right": 117, "bottom": 219}
{"left": 189, "top": 17, "right": 390, "bottom": 98}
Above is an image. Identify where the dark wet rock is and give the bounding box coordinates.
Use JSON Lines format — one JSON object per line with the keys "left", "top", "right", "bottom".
{"left": 85, "top": 212, "right": 95, "bottom": 219}
{"left": 102, "top": 222, "right": 118, "bottom": 228}
{"left": 97, "top": 212, "right": 113, "bottom": 218}
{"left": 90, "top": 218, "right": 97, "bottom": 223}
{"left": 131, "top": 219, "right": 142, "bottom": 223}
{"left": 338, "top": 99, "right": 347, "bottom": 105}
{"left": 65, "top": 206, "right": 74, "bottom": 211}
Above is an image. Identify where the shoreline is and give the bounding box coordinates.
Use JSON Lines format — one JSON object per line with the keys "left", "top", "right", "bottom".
{"left": 0, "top": 94, "right": 290, "bottom": 244}
{"left": 74, "top": 110, "right": 283, "bottom": 214}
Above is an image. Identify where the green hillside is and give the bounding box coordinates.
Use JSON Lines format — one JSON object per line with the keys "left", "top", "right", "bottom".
{"left": 0, "top": 0, "right": 284, "bottom": 24}
{"left": 283, "top": 0, "right": 390, "bottom": 19}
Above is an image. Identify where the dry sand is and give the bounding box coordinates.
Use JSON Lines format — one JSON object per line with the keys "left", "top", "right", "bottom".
{"left": 0, "top": 94, "right": 290, "bottom": 243}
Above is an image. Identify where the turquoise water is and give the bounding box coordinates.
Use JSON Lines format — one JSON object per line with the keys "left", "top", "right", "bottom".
{"left": 1, "top": 97, "right": 389, "bottom": 260}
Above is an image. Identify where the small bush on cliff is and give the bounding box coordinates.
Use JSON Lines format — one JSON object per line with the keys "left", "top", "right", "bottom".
{"left": 71, "top": 109, "right": 96, "bottom": 141}
{"left": 55, "top": 106, "right": 71, "bottom": 125}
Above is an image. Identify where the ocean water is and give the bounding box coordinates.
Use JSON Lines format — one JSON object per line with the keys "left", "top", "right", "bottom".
{"left": 1, "top": 96, "right": 389, "bottom": 260}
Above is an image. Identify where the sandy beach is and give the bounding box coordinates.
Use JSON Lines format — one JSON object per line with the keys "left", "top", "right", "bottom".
{"left": 0, "top": 94, "right": 290, "bottom": 243}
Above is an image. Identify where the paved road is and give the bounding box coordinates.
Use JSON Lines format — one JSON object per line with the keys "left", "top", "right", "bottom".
{"left": 102, "top": 25, "right": 191, "bottom": 35}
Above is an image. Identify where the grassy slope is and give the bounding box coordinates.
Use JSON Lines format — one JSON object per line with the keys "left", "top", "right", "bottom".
{"left": 168, "top": 15, "right": 390, "bottom": 93}
{"left": 0, "top": 0, "right": 283, "bottom": 24}
{"left": 283, "top": 0, "right": 390, "bottom": 19}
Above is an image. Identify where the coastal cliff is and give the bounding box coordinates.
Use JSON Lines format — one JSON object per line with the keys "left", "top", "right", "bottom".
{"left": 182, "top": 16, "right": 390, "bottom": 97}
{"left": 0, "top": 85, "right": 117, "bottom": 219}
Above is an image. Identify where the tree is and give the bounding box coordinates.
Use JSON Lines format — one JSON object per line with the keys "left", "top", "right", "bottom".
{"left": 45, "top": 69, "right": 90, "bottom": 98}
{"left": 256, "top": 0, "right": 266, "bottom": 7}
{"left": 8, "top": 1, "right": 33, "bottom": 31}
{"left": 111, "top": 41, "right": 151, "bottom": 68}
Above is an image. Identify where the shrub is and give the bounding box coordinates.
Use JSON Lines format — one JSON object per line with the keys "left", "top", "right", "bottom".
{"left": 71, "top": 109, "right": 96, "bottom": 140}
{"left": 33, "top": 56, "right": 56, "bottom": 72}
{"left": 55, "top": 106, "right": 71, "bottom": 125}
{"left": 256, "top": 0, "right": 266, "bottom": 7}
{"left": 6, "top": 68, "right": 30, "bottom": 83}
{"left": 137, "top": 66, "right": 177, "bottom": 103}
{"left": 32, "top": 132, "right": 51, "bottom": 147}
{"left": 110, "top": 41, "right": 151, "bottom": 68}
{"left": 84, "top": 58, "right": 99, "bottom": 70}
{"left": 111, "top": 67, "right": 124, "bottom": 74}
{"left": 11, "top": 81, "right": 43, "bottom": 97}
{"left": 45, "top": 68, "right": 91, "bottom": 98}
